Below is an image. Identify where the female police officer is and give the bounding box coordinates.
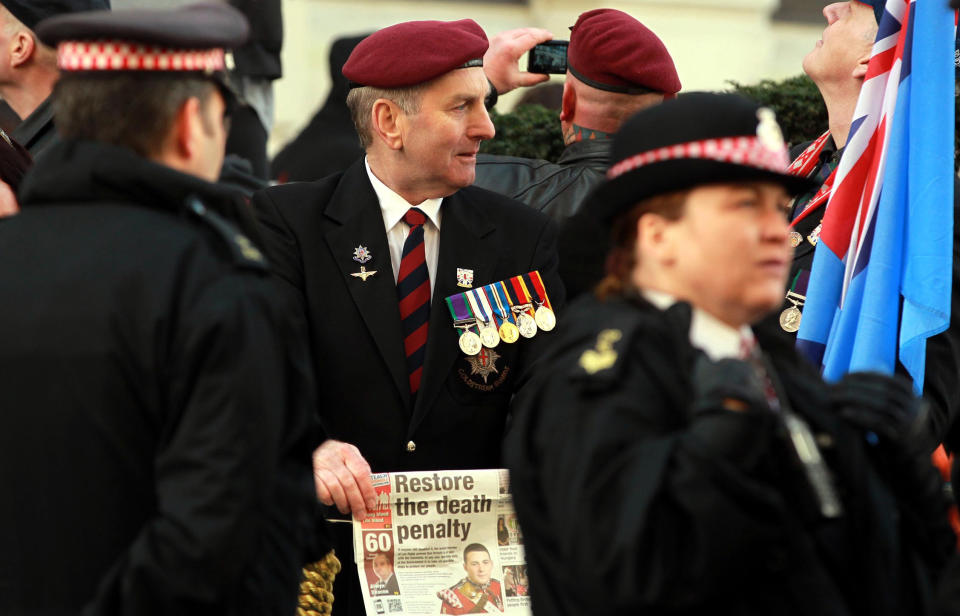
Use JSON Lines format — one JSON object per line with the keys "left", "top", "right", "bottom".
{"left": 505, "top": 92, "right": 953, "bottom": 616}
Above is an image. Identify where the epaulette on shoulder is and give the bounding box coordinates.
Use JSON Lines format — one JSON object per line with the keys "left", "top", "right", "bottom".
{"left": 569, "top": 307, "right": 645, "bottom": 390}
{"left": 185, "top": 196, "right": 269, "bottom": 272}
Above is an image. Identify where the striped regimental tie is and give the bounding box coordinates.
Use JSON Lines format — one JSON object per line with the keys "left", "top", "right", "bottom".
{"left": 397, "top": 208, "right": 430, "bottom": 396}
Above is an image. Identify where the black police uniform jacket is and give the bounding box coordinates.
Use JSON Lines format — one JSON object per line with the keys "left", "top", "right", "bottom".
{"left": 506, "top": 293, "right": 952, "bottom": 616}
{"left": 777, "top": 136, "right": 960, "bottom": 453}
{"left": 252, "top": 158, "right": 563, "bottom": 473}
{"left": 0, "top": 139, "right": 319, "bottom": 616}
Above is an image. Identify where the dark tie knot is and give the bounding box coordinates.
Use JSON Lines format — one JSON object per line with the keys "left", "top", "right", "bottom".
{"left": 403, "top": 208, "right": 427, "bottom": 228}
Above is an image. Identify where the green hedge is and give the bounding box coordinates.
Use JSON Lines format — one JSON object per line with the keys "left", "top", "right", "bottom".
{"left": 480, "top": 75, "right": 959, "bottom": 163}
{"left": 727, "top": 74, "right": 827, "bottom": 149}
{"left": 479, "top": 104, "right": 565, "bottom": 161}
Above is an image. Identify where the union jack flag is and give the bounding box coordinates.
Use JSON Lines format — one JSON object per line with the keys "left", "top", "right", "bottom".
{"left": 796, "top": 0, "right": 955, "bottom": 392}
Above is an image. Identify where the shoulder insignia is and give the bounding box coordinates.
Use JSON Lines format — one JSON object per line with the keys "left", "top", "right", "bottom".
{"left": 579, "top": 329, "right": 623, "bottom": 375}
{"left": 438, "top": 588, "right": 463, "bottom": 609}
{"left": 185, "top": 196, "right": 269, "bottom": 272}
{"left": 568, "top": 304, "right": 648, "bottom": 390}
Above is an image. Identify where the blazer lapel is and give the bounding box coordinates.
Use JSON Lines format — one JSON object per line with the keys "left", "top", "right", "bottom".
{"left": 410, "top": 191, "right": 497, "bottom": 434}
{"left": 324, "top": 162, "right": 410, "bottom": 409}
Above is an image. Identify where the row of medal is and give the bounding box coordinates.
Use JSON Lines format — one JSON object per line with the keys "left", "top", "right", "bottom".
{"left": 444, "top": 271, "right": 555, "bottom": 356}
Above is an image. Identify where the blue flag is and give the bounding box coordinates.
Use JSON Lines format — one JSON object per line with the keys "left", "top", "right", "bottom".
{"left": 796, "top": 0, "right": 954, "bottom": 392}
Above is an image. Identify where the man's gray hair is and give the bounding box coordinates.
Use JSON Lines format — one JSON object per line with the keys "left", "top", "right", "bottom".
{"left": 346, "top": 85, "right": 424, "bottom": 149}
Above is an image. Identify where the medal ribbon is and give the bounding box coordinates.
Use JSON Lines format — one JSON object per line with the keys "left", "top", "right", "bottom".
{"left": 475, "top": 287, "right": 496, "bottom": 324}
{"left": 526, "top": 270, "right": 552, "bottom": 310}
{"left": 788, "top": 269, "right": 811, "bottom": 298}
{"left": 445, "top": 293, "right": 474, "bottom": 327}
{"left": 482, "top": 285, "right": 505, "bottom": 326}
{"left": 508, "top": 275, "right": 535, "bottom": 313}
{"left": 465, "top": 289, "right": 491, "bottom": 325}
{"left": 493, "top": 283, "right": 518, "bottom": 325}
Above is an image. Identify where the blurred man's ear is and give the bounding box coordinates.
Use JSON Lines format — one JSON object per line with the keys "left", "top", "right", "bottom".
{"left": 173, "top": 97, "right": 203, "bottom": 160}
{"left": 8, "top": 30, "right": 35, "bottom": 69}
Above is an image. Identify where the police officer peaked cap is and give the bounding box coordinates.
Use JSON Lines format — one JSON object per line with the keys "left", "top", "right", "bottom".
{"left": 36, "top": 2, "right": 249, "bottom": 72}
{"left": 586, "top": 92, "right": 818, "bottom": 223}
{"left": 343, "top": 19, "right": 489, "bottom": 89}
{"left": 568, "top": 9, "right": 681, "bottom": 96}
{"left": 0, "top": 0, "right": 110, "bottom": 32}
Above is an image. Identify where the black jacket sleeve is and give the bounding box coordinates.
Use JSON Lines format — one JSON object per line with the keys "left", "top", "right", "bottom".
{"left": 82, "top": 273, "right": 318, "bottom": 616}
{"left": 529, "top": 364, "right": 794, "bottom": 610}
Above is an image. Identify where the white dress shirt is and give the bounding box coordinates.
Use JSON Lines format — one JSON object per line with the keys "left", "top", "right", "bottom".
{"left": 366, "top": 158, "right": 443, "bottom": 297}
{"left": 642, "top": 289, "right": 756, "bottom": 360}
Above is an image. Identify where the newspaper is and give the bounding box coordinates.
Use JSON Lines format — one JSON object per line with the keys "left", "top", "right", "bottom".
{"left": 352, "top": 469, "right": 530, "bottom": 616}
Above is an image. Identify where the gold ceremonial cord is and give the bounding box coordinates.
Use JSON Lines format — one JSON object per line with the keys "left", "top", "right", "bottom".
{"left": 298, "top": 550, "right": 341, "bottom": 616}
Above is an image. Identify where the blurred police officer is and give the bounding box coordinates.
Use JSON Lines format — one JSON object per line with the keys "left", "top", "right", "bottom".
{"left": 783, "top": 0, "right": 960, "bottom": 452}
{"left": 0, "top": 0, "right": 108, "bottom": 157}
{"left": 506, "top": 92, "right": 953, "bottom": 616}
{"left": 475, "top": 9, "right": 680, "bottom": 299}
{"left": 0, "top": 4, "right": 318, "bottom": 614}
{"left": 253, "top": 19, "right": 563, "bottom": 615}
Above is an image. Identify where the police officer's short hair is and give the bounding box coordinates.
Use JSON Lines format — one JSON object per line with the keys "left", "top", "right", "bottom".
{"left": 53, "top": 72, "right": 218, "bottom": 159}
{"left": 346, "top": 85, "right": 424, "bottom": 149}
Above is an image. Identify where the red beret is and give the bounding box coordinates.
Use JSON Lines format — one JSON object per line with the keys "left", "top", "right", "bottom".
{"left": 567, "top": 8, "right": 681, "bottom": 96}
{"left": 343, "top": 19, "right": 489, "bottom": 89}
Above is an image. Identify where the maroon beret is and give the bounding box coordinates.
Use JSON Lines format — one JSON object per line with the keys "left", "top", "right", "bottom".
{"left": 568, "top": 8, "right": 681, "bottom": 96}
{"left": 343, "top": 19, "right": 488, "bottom": 89}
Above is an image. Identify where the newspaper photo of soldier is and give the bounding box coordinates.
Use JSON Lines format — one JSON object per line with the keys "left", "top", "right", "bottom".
{"left": 352, "top": 469, "right": 531, "bottom": 615}
{"left": 437, "top": 543, "right": 505, "bottom": 613}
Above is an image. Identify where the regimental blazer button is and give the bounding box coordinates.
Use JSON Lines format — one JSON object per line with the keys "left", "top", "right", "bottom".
{"left": 406, "top": 440, "right": 417, "bottom": 453}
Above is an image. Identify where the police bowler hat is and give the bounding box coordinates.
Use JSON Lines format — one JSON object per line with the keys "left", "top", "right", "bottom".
{"left": 586, "top": 92, "right": 818, "bottom": 223}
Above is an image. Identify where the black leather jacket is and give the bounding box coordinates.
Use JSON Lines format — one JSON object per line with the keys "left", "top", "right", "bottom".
{"left": 473, "top": 138, "right": 610, "bottom": 220}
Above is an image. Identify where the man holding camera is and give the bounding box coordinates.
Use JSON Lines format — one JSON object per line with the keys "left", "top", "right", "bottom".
{"left": 476, "top": 9, "right": 679, "bottom": 221}
{"left": 475, "top": 9, "right": 680, "bottom": 299}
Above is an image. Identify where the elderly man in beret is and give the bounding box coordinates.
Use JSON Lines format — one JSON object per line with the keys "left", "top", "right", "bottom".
{"left": 0, "top": 0, "right": 109, "bottom": 156}
{"left": 475, "top": 8, "right": 681, "bottom": 299}
{"left": 781, "top": 0, "right": 960, "bottom": 453}
{"left": 253, "top": 18, "right": 563, "bottom": 615}
{"left": 0, "top": 4, "right": 319, "bottom": 614}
